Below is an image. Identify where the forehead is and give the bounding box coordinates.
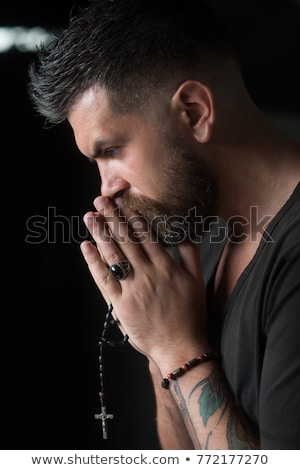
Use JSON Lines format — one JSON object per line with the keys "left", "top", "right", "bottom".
{"left": 69, "top": 86, "right": 112, "bottom": 122}
{"left": 68, "top": 86, "right": 163, "bottom": 158}
{"left": 68, "top": 87, "right": 123, "bottom": 152}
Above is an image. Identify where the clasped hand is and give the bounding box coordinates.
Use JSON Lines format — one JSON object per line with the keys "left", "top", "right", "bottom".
{"left": 81, "top": 196, "right": 208, "bottom": 372}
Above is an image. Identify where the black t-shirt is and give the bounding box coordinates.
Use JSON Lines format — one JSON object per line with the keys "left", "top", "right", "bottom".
{"left": 201, "top": 182, "right": 300, "bottom": 449}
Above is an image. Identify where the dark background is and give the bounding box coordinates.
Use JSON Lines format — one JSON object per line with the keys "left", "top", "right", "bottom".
{"left": 2, "top": 0, "right": 300, "bottom": 450}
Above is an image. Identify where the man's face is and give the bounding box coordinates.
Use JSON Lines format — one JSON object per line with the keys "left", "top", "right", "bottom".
{"left": 69, "top": 86, "right": 217, "bottom": 244}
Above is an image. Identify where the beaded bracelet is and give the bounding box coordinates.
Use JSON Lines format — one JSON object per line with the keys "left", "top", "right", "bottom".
{"left": 161, "top": 351, "right": 221, "bottom": 389}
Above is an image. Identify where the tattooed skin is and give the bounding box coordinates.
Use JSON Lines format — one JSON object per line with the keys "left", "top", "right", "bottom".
{"left": 174, "top": 366, "right": 260, "bottom": 449}
{"left": 192, "top": 367, "right": 229, "bottom": 427}
{"left": 174, "top": 381, "right": 203, "bottom": 448}
{"left": 226, "top": 402, "right": 260, "bottom": 449}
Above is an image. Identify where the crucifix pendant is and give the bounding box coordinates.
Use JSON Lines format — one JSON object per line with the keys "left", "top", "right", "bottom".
{"left": 94, "top": 406, "right": 114, "bottom": 439}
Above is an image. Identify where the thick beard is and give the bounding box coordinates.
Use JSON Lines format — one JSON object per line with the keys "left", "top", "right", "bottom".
{"left": 123, "top": 131, "right": 218, "bottom": 246}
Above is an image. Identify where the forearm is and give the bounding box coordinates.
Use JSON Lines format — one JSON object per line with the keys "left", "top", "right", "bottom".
{"left": 81, "top": 203, "right": 259, "bottom": 448}
{"left": 150, "top": 358, "right": 260, "bottom": 450}
{"left": 149, "top": 360, "right": 194, "bottom": 449}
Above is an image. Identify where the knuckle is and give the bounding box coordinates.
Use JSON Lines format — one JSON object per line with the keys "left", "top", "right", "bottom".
{"left": 98, "top": 270, "right": 111, "bottom": 286}
{"left": 108, "top": 252, "right": 122, "bottom": 264}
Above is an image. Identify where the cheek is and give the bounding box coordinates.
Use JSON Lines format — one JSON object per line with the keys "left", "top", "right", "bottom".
{"left": 125, "top": 155, "right": 162, "bottom": 193}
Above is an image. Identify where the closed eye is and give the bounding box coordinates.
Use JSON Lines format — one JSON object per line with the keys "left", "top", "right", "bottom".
{"left": 103, "top": 146, "right": 120, "bottom": 158}
{"left": 85, "top": 147, "right": 120, "bottom": 163}
{"left": 90, "top": 139, "right": 125, "bottom": 160}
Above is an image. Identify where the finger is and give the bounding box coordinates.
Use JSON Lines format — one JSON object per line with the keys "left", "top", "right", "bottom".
{"left": 84, "top": 209, "right": 132, "bottom": 270}
{"left": 177, "top": 241, "right": 203, "bottom": 281}
{"left": 94, "top": 196, "right": 170, "bottom": 262}
{"left": 94, "top": 196, "right": 158, "bottom": 262}
{"left": 80, "top": 239, "right": 122, "bottom": 297}
{"left": 83, "top": 210, "right": 135, "bottom": 290}
{"left": 83, "top": 211, "right": 107, "bottom": 262}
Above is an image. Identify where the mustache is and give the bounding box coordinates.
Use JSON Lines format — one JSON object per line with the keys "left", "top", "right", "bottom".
{"left": 120, "top": 192, "right": 185, "bottom": 246}
{"left": 121, "top": 192, "right": 203, "bottom": 246}
{"left": 122, "top": 192, "right": 170, "bottom": 217}
{"left": 121, "top": 192, "right": 195, "bottom": 220}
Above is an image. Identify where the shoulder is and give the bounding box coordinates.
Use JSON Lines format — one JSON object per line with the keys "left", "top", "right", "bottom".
{"left": 267, "top": 182, "right": 300, "bottom": 259}
{"left": 262, "top": 184, "right": 300, "bottom": 324}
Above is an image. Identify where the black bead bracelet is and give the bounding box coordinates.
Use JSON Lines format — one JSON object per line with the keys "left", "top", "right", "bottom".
{"left": 161, "top": 351, "right": 221, "bottom": 389}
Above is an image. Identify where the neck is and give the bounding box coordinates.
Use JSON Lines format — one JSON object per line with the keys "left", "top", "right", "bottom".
{"left": 210, "top": 105, "right": 300, "bottom": 230}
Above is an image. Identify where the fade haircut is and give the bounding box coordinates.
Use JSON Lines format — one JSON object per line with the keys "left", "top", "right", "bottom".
{"left": 28, "top": 0, "right": 239, "bottom": 124}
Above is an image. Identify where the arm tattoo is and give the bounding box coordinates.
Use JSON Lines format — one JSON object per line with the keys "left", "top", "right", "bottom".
{"left": 226, "top": 401, "right": 260, "bottom": 449}
{"left": 174, "top": 365, "right": 260, "bottom": 449}
{"left": 174, "top": 380, "right": 202, "bottom": 449}
{"left": 189, "top": 366, "right": 229, "bottom": 426}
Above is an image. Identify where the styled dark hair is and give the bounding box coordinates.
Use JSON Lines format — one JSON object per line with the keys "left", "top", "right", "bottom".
{"left": 28, "top": 0, "right": 239, "bottom": 124}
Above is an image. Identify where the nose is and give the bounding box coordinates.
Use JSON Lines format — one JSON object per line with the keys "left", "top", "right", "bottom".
{"left": 98, "top": 163, "right": 130, "bottom": 199}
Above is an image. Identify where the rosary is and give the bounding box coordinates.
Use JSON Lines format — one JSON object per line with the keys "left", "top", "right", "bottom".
{"left": 94, "top": 303, "right": 129, "bottom": 439}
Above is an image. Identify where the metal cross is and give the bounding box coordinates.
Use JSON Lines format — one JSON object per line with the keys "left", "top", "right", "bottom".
{"left": 94, "top": 406, "right": 114, "bottom": 439}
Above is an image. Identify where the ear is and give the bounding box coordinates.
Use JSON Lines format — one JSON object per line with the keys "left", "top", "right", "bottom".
{"left": 170, "top": 80, "right": 215, "bottom": 143}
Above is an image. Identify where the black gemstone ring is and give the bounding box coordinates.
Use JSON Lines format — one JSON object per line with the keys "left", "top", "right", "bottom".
{"left": 109, "top": 260, "right": 132, "bottom": 281}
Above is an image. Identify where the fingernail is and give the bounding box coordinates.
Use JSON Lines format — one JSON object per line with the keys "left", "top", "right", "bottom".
{"left": 94, "top": 195, "right": 108, "bottom": 206}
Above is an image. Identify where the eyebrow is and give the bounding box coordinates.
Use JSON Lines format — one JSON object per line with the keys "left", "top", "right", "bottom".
{"left": 90, "top": 139, "right": 115, "bottom": 159}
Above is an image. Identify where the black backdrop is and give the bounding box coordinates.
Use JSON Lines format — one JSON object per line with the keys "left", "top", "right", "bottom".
{"left": 2, "top": 0, "right": 300, "bottom": 450}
